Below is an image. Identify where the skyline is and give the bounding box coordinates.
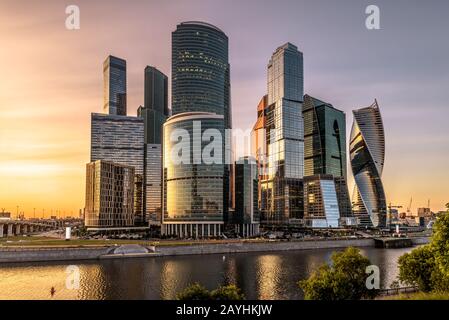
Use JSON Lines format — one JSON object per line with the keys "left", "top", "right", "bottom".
{"left": 1, "top": 0, "right": 449, "bottom": 217}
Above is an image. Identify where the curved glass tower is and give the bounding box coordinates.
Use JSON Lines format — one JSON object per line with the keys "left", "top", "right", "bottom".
{"left": 172, "top": 21, "right": 231, "bottom": 129}
{"left": 162, "top": 112, "right": 226, "bottom": 238}
{"left": 350, "top": 100, "right": 387, "bottom": 227}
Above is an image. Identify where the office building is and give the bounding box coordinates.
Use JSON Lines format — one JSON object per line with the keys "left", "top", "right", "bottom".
{"left": 90, "top": 113, "right": 145, "bottom": 224}
{"left": 303, "top": 95, "right": 353, "bottom": 222}
{"left": 103, "top": 55, "right": 127, "bottom": 116}
{"left": 303, "top": 95, "right": 347, "bottom": 178}
{"left": 257, "top": 43, "right": 305, "bottom": 223}
{"left": 303, "top": 175, "right": 340, "bottom": 228}
{"left": 172, "top": 21, "right": 231, "bottom": 128}
{"left": 163, "top": 21, "right": 232, "bottom": 236}
{"left": 85, "top": 160, "right": 134, "bottom": 229}
{"left": 234, "top": 157, "right": 260, "bottom": 237}
{"left": 137, "top": 66, "right": 169, "bottom": 225}
{"left": 162, "top": 112, "right": 226, "bottom": 238}
{"left": 350, "top": 100, "right": 387, "bottom": 227}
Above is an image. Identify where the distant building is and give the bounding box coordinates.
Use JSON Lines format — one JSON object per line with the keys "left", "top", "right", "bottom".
{"left": 85, "top": 160, "right": 135, "bottom": 228}
{"left": 233, "top": 157, "right": 260, "bottom": 237}
{"left": 350, "top": 100, "right": 387, "bottom": 228}
{"left": 417, "top": 207, "right": 431, "bottom": 217}
{"left": 90, "top": 113, "right": 145, "bottom": 224}
{"left": 137, "top": 66, "right": 169, "bottom": 226}
{"left": 303, "top": 175, "right": 340, "bottom": 228}
{"left": 0, "top": 212, "right": 11, "bottom": 220}
{"left": 103, "top": 55, "right": 127, "bottom": 116}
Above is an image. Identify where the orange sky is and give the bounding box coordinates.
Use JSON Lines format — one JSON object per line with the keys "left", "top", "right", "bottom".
{"left": 1, "top": 1, "right": 448, "bottom": 218}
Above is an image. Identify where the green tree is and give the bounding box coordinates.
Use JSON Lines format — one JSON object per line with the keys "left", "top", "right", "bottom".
{"left": 430, "top": 212, "right": 449, "bottom": 278}
{"left": 176, "top": 283, "right": 211, "bottom": 300}
{"left": 398, "top": 245, "right": 436, "bottom": 292}
{"left": 299, "top": 247, "right": 378, "bottom": 300}
{"left": 176, "top": 283, "right": 245, "bottom": 300}
{"left": 210, "top": 284, "right": 245, "bottom": 300}
{"left": 397, "top": 212, "right": 449, "bottom": 292}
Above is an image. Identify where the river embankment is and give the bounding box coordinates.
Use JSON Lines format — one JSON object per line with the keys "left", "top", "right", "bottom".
{"left": 0, "top": 237, "right": 429, "bottom": 263}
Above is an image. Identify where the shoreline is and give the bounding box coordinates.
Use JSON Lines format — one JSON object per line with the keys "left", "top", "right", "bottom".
{"left": 0, "top": 237, "right": 429, "bottom": 264}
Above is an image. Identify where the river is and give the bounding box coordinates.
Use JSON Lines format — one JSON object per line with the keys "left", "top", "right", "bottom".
{"left": 0, "top": 246, "right": 413, "bottom": 300}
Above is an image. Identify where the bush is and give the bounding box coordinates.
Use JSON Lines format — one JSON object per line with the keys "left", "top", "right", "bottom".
{"left": 398, "top": 245, "right": 436, "bottom": 292}
{"left": 210, "top": 284, "right": 245, "bottom": 300}
{"left": 176, "top": 283, "right": 211, "bottom": 300}
{"left": 299, "top": 247, "right": 378, "bottom": 300}
{"left": 176, "top": 283, "right": 244, "bottom": 300}
{"left": 397, "top": 212, "right": 449, "bottom": 293}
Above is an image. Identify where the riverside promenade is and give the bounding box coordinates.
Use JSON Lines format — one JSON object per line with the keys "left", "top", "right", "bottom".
{"left": 0, "top": 236, "right": 430, "bottom": 264}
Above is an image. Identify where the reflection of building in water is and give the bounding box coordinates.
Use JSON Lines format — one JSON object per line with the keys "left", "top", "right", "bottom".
{"left": 255, "top": 255, "right": 283, "bottom": 300}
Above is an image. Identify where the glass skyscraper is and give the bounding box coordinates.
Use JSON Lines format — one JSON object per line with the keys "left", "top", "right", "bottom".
{"left": 137, "top": 66, "right": 169, "bottom": 225}
{"left": 171, "top": 21, "right": 231, "bottom": 129}
{"left": 350, "top": 100, "right": 387, "bottom": 227}
{"left": 162, "top": 112, "right": 226, "bottom": 238}
{"left": 303, "top": 95, "right": 353, "bottom": 221}
{"left": 303, "top": 95, "right": 347, "bottom": 178}
{"left": 162, "top": 21, "right": 232, "bottom": 237}
{"left": 233, "top": 157, "right": 260, "bottom": 237}
{"left": 258, "top": 43, "right": 305, "bottom": 223}
{"left": 103, "top": 55, "right": 127, "bottom": 116}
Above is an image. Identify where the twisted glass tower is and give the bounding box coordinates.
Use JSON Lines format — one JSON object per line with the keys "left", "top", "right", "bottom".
{"left": 350, "top": 100, "right": 387, "bottom": 227}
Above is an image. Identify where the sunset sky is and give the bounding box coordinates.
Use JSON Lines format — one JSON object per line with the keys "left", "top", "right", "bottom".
{"left": 1, "top": 0, "right": 448, "bottom": 217}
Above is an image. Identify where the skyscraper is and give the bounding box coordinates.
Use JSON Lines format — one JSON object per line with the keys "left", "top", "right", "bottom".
{"left": 303, "top": 95, "right": 347, "bottom": 178}
{"left": 162, "top": 112, "right": 226, "bottom": 238}
{"left": 90, "top": 113, "right": 145, "bottom": 224}
{"left": 234, "top": 157, "right": 260, "bottom": 237}
{"left": 171, "top": 21, "right": 231, "bottom": 129}
{"left": 138, "top": 66, "right": 169, "bottom": 225}
{"left": 85, "top": 160, "right": 134, "bottom": 229}
{"left": 103, "top": 55, "right": 127, "bottom": 116}
{"left": 303, "top": 95, "right": 353, "bottom": 221}
{"left": 350, "top": 100, "right": 387, "bottom": 227}
{"left": 258, "top": 43, "right": 305, "bottom": 223}
{"left": 163, "top": 21, "right": 232, "bottom": 236}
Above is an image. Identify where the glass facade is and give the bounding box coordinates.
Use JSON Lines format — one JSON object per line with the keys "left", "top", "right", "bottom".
{"left": 138, "top": 66, "right": 169, "bottom": 226}
{"left": 145, "top": 144, "right": 162, "bottom": 225}
{"left": 303, "top": 175, "right": 340, "bottom": 228}
{"left": 172, "top": 21, "right": 231, "bottom": 129}
{"left": 350, "top": 100, "right": 387, "bottom": 227}
{"left": 162, "top": 113, "right": 227, "bottom": 228}
{"left": 303, "top": 95, "right": 346, "bottom": 178}
{"left": 85, "top": 161, "right": 134, "bottom": 228}
{"left": 234, "top": 157, "right": 259, "bottom": 224}
{"left": 302, "top": 95, "right": 352, "bottom": 219}
{"left": 259, "top": 43, "right": 304, "bottom": 224}
{"left": 90, "top": 113, "right": 145, "bottom": 224}
{"left": 103, "top": 55, "right": 127, "bottom": 116}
